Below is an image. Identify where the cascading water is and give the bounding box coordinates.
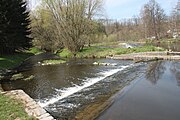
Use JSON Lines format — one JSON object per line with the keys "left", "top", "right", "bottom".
{"left": 38, "top": 65, "right": 130, "bottom": 107}
{"left": 2, "top": 59, "right": 144, "bottom": 119}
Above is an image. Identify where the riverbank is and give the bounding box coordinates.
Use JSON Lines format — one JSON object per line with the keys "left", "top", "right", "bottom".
{"left": 0, "top": 48, "right": 44, "bottom": 120}
{"left": 1, "top": 90, "right": 55, "bottom": 120}
{"left": 59, "top": 45, "right": 164, "bottom": 58}
{"left": 0, "top": 45, "right": 163, "bottom": 70}
{"left": 0, "top": 48, "right": 42, "bottom": 70}
{"left": 0, "top": 93, "right": 35, "bottom": 120}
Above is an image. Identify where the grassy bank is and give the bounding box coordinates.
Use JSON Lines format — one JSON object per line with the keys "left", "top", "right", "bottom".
{"left": 59, "top": 45, "right": 164, "bottom": 58}
{"left": 0, "top": 48, "right": 42, "bottom": 69}
{"left": 0, "top": 53, "right": 33, "bottom": 69}
{"left": 0, "top": 94, "right": 35, "bottom": 120}
{"left": 0, "top": 47, "right": 42, "bottom": 119}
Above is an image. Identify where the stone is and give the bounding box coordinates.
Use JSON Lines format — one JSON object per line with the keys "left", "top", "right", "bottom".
{"left": 33, "top": 108, "right": 47, "bottom": 116}
{"left": 3, "top": 90, "right": 55, "bottom": 120}
{"left": 41, "top": 116, "right": 55, "bottom": 120}
{"left": 38, "top": 113, "right": 51, "bottom": 119}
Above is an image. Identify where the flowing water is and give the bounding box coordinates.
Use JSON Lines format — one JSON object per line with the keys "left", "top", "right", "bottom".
{"left": 2, "top": 59, "right": 180, "bottom": 120}
{"left": 2, "top": 59, "right": 144, "bottom": 119}
{"left": 97, "top": 61, "right": 180, "bottom": 120}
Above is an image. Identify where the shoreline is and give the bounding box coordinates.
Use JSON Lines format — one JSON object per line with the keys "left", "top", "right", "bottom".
{"left": 0, "top": 90, "right": 55, "bottom": 120}
{"left": 106, "top": 51, "right": 180, "bottom": 61}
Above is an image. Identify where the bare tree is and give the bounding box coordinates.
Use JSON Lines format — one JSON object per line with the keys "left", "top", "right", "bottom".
{"left": 141, "top": 0, "right": 166, "bottom": 40}
{"left": 169, "top": 0, "right": 180, "bottom": 38}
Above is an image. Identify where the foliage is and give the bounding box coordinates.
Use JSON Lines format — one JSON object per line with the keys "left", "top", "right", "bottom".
{"left": 31, "top": 8, "right": 63, "bottom": 52}
{"left": 0, "top": 0, "right": 32, "bottom": 54}
{"left": 26, "top": 47, "right": 43, "bottom": 55}
{"left": 37, "top": 0, "right": 104, "bottom": 55}
{"left": 0, "top": 94, "right": 35, "bottom": 120}
{"left": 58, "top": 48, "right": 73, "bottom": 58}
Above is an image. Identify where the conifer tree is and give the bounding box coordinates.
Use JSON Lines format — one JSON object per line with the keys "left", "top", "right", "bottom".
{"left": 0, "top": 0, "right": 32, "bottom": 54}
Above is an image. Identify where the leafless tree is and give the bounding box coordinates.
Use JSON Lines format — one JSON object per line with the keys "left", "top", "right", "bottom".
{"left": 141, "top": 0, "right": 166, "bottom": 40}
{"left": 169, "top": 1, "right": 180, "bottom": 37}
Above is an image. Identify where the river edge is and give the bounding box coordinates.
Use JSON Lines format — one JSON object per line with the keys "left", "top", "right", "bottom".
{"left": 0, "top": 90, "right": 55, "bottom": 120}
{"left": 0, "top": 72, "right": 55, "bottom": 120}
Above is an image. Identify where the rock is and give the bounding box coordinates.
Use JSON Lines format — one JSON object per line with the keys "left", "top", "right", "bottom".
{"left": 10, "top": 73, "right": 24, "bottom": 81}
{"left": 3, "top": 90, "right": 55, "bottom": 120}
{"left": 93, "top": 62, "right": 117, "bottom": 66}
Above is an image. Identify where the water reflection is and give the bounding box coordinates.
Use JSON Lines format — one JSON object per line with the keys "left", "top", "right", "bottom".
{"left": 146, "top": 61, "right": 166, "bottom": 85}
{"left": 97, "top": 61, "right": 180, "bottom": 120}
{"left": 170, "top": 62, "right": 180, "bottom": 86}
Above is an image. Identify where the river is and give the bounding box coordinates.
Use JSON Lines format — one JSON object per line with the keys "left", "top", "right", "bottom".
{"left": 1, "top": 59, "right": 180, "bottom": 120}
{"left": 97, "top": 61, "right": 180, "bottom": 120}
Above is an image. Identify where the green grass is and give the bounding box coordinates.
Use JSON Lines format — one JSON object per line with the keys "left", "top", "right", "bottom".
{"left": 0, "top": 94, "right": 35, "bottom": 120}
{"left": 25, "top": 47, "right": 43, "bottom": 55}
{"left": 0, "top": 53, "right": 33, "bottom": 69}
{"left": 0, "top": 47, "right": 43, "bottom": 69}
{"left": 59, "top": 48, "right": 73, "bottom": 58}
{"left": 59, "top": 45, "right": 165, "bottom": 58}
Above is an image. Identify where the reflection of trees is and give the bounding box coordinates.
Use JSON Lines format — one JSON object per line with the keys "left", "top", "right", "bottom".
{"left": 146, "top": 61, "right": 166, "bottom": 85}
{"left": 170, "top": 62, "right": 180, "bottom": 86}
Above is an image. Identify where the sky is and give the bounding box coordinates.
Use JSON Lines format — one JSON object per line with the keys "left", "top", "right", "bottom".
{"left": 30, "top": 0, "right": 178, "bottom": 20}
{"left": 105, "top": 0, "right": 178, "bottom": 19}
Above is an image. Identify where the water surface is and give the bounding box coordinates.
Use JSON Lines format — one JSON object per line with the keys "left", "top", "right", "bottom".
{"left": 3, "top": 59, "right": 143, "bottom": 119}
{"left": 97, "top": 61, "right": 180, "bottom": 120}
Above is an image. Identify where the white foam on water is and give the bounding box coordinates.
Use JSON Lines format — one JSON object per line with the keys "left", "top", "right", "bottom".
{"left": 38, "top": 65, "right": 130, "bottom": 107}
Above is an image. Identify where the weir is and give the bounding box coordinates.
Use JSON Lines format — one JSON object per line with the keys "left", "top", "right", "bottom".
{"left": 39, "top": 65, "right": 130, "bottom": 107}
{"left": 107, "top": 52, "right": 180, "bottom": 61}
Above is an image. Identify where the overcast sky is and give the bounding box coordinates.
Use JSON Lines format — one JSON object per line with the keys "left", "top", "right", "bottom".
{"left": 30, "top": 0, "right": 178, "bottom": 19}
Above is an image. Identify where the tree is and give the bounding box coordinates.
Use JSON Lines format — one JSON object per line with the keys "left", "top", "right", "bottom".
{"left": 0, "top": 0, "right": 32, "bottom": 54}
{"left": 169, "top": 0, "right": 180, "bottom": 37}
{"left": 42, "top": 0, "right": 103, "bottom": 56}
{"left": 31, "top": 8, "right": 63, "bottom": 52}
{"left": 141, "top": 0, "right": 166, "bottom": 40}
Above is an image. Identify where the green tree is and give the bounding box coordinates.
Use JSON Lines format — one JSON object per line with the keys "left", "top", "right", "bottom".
{"left": 42, "top": 0, "right": 103, "bottom": 56}
{"left": 31, "top": 8, "right": 63, "bottom": 53}
{"left": 0, "top": 0, "right": 32, "bottom": 54}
